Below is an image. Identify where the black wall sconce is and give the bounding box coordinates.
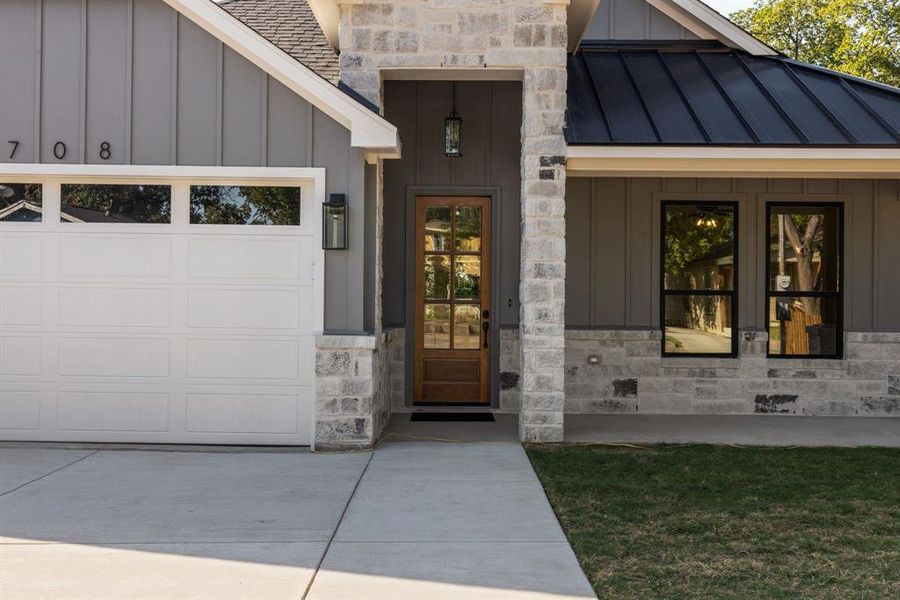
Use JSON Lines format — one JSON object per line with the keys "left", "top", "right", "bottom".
{"left": 323, "top": 193, "right": 348, "bottom": 250}
{"left": 444, "top": 82, "right": 462, "bottom": 158}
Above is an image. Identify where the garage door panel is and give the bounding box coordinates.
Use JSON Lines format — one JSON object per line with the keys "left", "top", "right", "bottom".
{"left": 0, "top": 390, "right": 42, "bottom": 430}
{"left": 56, "top": 391, "right": 169, "bottom": 432}
{"left": 188, "top": 238, "right": 304, "bottom": 281}
{"left": 59, "top": 287, "right": 171, "bottom": 328}
{"left": 58, "top": 337, "right": 170, "bottom": 378}
{"left": 59, "top": 236, "right": 172, "bottom": 278}
{"left": 0, "top": 286, "right": 43, "bottom": 326}
{"left": 187, "top": 288, "right": 306, "bottom": 330}
{"left": 0, "top": 337, "right": 42, "bottom": 376}
{"left": 185, "top": 392, "right": 299, "bottom": 434}
{"left": 0, "top": 236, "right": 42, "bottom": 276}
{"left": 1, "top": 177, "right": 317, "bottom": 445}
{"left": 186, "top": 339, "right": 300, "bottom": 380}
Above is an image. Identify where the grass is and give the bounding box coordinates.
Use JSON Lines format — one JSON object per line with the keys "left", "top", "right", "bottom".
{"left": 526, "top": 444, "right": 900, "bottom": 600}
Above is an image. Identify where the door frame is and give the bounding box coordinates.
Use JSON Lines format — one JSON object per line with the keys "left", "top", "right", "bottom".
{"left": 404, "top": 186, "right": 502, "bottom": 408}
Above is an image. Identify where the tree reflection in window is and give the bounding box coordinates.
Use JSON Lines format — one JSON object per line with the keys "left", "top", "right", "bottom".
{"left": 61, "top": 184, "right": 171, "bottom": 223}
{"left": 190, "top": 186, "right": 301, "bottom": 225}
{"left": 662, "top": 203, "right": 738, "bottom": 357}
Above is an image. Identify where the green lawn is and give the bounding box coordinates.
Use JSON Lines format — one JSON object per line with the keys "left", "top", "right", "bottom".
{"left": 526, "top": 444, "right": 900, "bottom": 600}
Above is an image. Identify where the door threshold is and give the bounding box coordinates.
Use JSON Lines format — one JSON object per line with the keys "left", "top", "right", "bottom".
{"left": 410, "top": 405, "right": 495, "bottom": 412}
{"left": 410, "top": 412, "right": 496, "bottom": 422}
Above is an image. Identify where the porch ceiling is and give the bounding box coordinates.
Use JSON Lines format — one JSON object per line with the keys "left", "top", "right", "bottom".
{"left": 566, "top": 45, "right": 900, "bottom": 148}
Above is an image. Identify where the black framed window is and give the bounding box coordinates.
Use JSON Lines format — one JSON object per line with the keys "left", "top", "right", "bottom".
{"left": 661, "top": 202, "right": 738, "bottom": 357}
{"left": 766, "top": 203, "right": 843, "bottom": 358}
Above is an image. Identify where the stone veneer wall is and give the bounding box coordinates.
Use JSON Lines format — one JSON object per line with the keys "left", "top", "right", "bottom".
{"left": 339, "top": 0, "right": 570, "bottom": 441}
{"left": 315, "top": 334, "right": 393, "bottom": 450}
{"left": 499, "top": 329, "right": 900, "bottom": 416}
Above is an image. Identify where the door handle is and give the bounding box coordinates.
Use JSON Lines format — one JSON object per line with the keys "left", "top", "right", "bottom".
{"left": 482, "top": 319, "right": 490, "bottom": 349}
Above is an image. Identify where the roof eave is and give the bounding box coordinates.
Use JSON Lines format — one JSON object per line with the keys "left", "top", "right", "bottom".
{"left": 566, "top": 145, "right": 900, "bottom": 178}
{"left": 164, "top": 0, "right": 400, "bottom": 156}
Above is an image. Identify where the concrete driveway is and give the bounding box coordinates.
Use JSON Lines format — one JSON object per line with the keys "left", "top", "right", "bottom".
{"left": 0, "top": 442, "right": 595, "bottom": 600}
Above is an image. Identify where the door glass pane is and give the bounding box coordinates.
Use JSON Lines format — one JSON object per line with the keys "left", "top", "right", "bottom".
{"left": 769, "top": 206, "right": 841, "bottom": 293}
{"left": 424, "top": 207, "right": 451, "bottom": 251}
{"left": 424, "top": 304, "right": 451, "bottom": 349}
{"left": 664, "top": 204, "right": 735, "bottom": 291}
{"left": 454, "top": 255, "right": 481, "bottom": 301}
{"left": 0, "top": 183, "right": 42, "bottom": 222}
{"left": 663, "top": 295, "right": 733, "bottom": 354}
{"left": 61, "top": 184, "right": 171, "bottom": 223}
{"left": 454, "top": 206, "right": 482, "bottom": 251}
{"left": 190, "top": 186, "right": 301, "bottom": 225}
{"left": 768, "top": 296, "right": 838, "bottom": 356}
{"left": 453, "top": 305, "right": 481, "bottom": 350}
{"left": 424, "top": 256, "right": 451, "bottom": 300}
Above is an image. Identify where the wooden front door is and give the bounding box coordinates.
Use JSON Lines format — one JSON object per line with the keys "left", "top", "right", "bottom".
{"left": 414, "top": 196, "right": 491, "bottom": 405}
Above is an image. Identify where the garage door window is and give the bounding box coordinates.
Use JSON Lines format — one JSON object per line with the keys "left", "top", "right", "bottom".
{"left": 0, "top": 183, "right": 42, "bottom": 222}
{"left": 190, "top": 186, "right": 301, "bottom": 225}
{"left": 61, "top": 184, "right": 171, "bottom": 224}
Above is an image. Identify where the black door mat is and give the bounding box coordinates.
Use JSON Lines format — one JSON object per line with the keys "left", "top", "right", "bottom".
{"left": 410, "top": 412, "right": 496, "bottom": 422}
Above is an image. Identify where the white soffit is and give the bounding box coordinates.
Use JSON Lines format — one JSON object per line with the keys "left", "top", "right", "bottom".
{"left": 165, "top": 0, "right": 400, "bottom": 156}
{"left": 566, "top": 146, "right": 900, "bottom": 178}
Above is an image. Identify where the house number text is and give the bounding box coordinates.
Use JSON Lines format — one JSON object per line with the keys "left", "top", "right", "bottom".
{"left": 6, "top": 140, "right": 112, "bottom": 160}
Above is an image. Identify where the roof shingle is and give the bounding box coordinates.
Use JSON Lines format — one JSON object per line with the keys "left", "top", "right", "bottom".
{"left": 219, "top": 0, "right": 340, "bottom": 85}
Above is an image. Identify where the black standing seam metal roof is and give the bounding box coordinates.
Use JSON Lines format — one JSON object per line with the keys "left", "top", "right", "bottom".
{"left": 566, "top": 46, "right": 900, "bottom": 147}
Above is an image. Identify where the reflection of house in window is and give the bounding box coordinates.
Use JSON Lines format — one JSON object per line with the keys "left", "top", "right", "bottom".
{"left": 664, "top": 243, "right": 734, "bottom": 341}
{"left": 0, "top": 183, "right": 42, "bottom": 222}
{"left": 662, "top": 202, "right": 738, "bottom": 357}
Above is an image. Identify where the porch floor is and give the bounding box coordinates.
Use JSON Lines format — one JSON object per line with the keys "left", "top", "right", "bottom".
{"left": 382, "top": 413, "right": 900, "bottom": 447}
{"left": 566, "top": 414, "right": 900, "bottom": 447}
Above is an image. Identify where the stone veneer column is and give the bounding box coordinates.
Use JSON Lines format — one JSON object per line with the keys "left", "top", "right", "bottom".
{"left": 337, "top": 0, "right": 569, "bottom": 442}
{"left": 518, "top": 68, "right": 567, "bottom": 442}
{"left": 315, "top": 335, "right": 378, "bottom": 451}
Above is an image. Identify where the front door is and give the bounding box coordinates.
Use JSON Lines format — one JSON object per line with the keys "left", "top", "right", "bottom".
{"left": 414, "top": 196, "right": 491, "bottom": 405}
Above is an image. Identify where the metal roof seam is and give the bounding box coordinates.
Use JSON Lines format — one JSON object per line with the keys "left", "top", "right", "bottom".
{"left": 780, "top": 62, "right": 858, "bottom": 144}
{"left": 656, "top": 51, "right": 712, "bottom": 143}
{"left": 835, "top": 78, "right": 900, "bottom": 144}
{"left": 579, "top": 53, "right": 616, "bottom": 143}
{"left": 694, "top": 51, "right": 761, "bottom": 143}
{"left": 618, "top": 53, "right": 664, "bottom": 143}
{"left": 734, "top": 53, "right": 808, "bottom": 143}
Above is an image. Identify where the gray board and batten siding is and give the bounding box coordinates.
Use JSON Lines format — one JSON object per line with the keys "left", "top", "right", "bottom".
{"left": 582, "top": 0, "right": 701, "bottom": 42}
{"left": 0, "top": 0, "right": 372, "bottom": 333}
{"left": 566, "top": 177, "right": 900, "bottom": 332}
{"left": 382, "top": 80, "right": 524, "bottom": 329}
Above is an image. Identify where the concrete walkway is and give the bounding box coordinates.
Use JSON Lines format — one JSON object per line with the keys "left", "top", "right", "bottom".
{"left": 0, "top": 442, "right": 595, "bottom": 600}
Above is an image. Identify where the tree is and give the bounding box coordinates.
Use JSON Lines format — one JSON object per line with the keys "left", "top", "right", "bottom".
{"left": 731, "top": 0, "right": 900, "bottom": 87}
{"left": 190, "top": 186, "right": 301, "bottom": 225}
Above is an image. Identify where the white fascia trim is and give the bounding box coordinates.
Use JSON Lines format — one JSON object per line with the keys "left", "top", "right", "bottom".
{"left": 0, "top": 163, "right": 326, "bottom": 182}
{"left": 645, "top": 0, "right": 776, "bottom": 56}
{"left": 163, "top": 0, "right": 400, "bottom": 156}
{"left": 567, "top": 0, "right": 602, "bottom": 52}
{"left": 566, "top": 146, "right": 900, "bottom": 177}
{"left": 306, "top": 0, "right": 340, "bottom": 50}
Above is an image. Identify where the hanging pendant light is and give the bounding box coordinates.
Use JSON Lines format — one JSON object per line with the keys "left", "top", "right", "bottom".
{"left": 444, "top": 82, "right": 462, "bottom": 158}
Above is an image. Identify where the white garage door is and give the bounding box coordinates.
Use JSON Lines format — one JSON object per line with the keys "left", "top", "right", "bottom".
{"left": 0, "top": 168, "right": 323, "bottom": 445}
